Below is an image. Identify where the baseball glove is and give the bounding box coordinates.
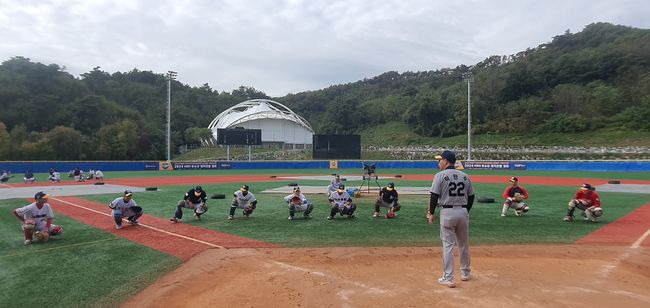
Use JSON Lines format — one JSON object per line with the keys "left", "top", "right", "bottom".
{"left": 22, "top": 219, "right": 36, "bottom": 230}
{"left": 514, "top": 193, "right": 524, "bottom": 202}
{"left": 35, "top": 231, "right": 50, "bottom": 242}
{"left": 290, "top": 196, "right": 302, "bottom": 205}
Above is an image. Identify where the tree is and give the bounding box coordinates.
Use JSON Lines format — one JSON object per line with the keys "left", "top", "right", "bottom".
{"left": 45, "top": 126, "right": 83, "bottom": 160}
{"left": 184, "top": 127, "right": 213, "bottom": 144}
{"left": 0, "top": 122, "right": 11, "bottom": 159}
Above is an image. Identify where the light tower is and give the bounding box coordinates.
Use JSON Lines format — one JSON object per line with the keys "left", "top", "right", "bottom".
{"left": 166, "top": 71, "right": 177, "bottom": 162}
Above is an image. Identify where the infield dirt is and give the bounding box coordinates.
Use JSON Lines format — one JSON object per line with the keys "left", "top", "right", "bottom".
{"left": 123, "top": 245, "right": 650, "bottom": 308}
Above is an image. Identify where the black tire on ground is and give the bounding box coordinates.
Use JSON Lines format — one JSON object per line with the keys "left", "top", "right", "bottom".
{"left": 394, "top": 175, "right": 402, "bottom": 178}
{"left": 477, "top": 196, "right": 495, "bottom": 203}
{"left": 145, "top": 187, "right": 158, "bottom": 191}
{"left": 608, "top": 180, "right": 621, "bottom": 184}
{"left": 211, "top": 193, "right": 226, "bottom": 200}
{"left": 93, "top": 182, "right": 105, "bottom": 185}
{"left": 288, "top": 183, "right": 299, "bottom": 187}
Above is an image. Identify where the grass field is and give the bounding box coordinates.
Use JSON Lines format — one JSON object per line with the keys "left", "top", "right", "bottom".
{"left": 0, "top": 200, "right": 180, "bottom": 308}
{"left": 1, "top": 168, "right": 649, "bottom": 307}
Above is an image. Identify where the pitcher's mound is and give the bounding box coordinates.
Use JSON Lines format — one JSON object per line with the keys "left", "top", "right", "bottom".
{"left": 123, "top": 245, "right": 650, "bottom": 308}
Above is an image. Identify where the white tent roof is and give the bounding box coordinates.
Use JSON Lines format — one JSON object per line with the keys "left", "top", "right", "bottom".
{"left": 208, "top": 99, "right": 314, "bottom": 143}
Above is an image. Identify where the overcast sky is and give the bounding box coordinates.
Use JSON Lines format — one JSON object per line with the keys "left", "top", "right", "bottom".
{"left": 1, "top": 0, "right": 648, "bottom": 96}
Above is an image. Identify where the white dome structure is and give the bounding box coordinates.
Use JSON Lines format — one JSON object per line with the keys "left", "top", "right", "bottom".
{"left": 208, "top": 99, "right": 314, "bottom": 146}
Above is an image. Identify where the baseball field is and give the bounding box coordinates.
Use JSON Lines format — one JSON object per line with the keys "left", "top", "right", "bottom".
{"left": 1, "top": 168, "right": 649, "bottom": 307}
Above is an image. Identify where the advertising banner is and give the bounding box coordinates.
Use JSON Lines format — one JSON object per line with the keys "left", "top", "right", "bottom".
{"left": 463, "top": 160, "right": 511, "bottom": 170}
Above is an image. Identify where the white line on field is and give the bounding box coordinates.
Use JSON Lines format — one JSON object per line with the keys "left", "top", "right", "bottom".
{"left": 598, "top": 228, "right": 650, "bottom": 281}
{"left": 631, "top": 229, "right": 650, "bottom": 249}
{"left": 270, "top": 260, "right": 387, "bottom": 294}
{"left": 51, "top": 197, "right": 224, "bottom": 249}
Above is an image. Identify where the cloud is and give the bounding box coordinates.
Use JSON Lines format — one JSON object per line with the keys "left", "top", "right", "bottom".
{"left": 0, "top": 0, "right": 648, "bottom": 96}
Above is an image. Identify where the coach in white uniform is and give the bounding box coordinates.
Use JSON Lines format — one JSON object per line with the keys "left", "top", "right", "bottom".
{"left": 429, "top": 150, "right": 475, "bottom": 288}
{"left": 109, "top": 190, "right": 143, "bottom": 229}
{"left": 12, "top": 192, "right": 63, "bottom": 245}
{"left": 228, "top": 185, "right": 258, "bottom": 220}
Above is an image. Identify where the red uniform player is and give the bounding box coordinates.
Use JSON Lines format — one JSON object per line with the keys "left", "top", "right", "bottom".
{"left": 564, "top": 183, "right": 603, "bottom": 222}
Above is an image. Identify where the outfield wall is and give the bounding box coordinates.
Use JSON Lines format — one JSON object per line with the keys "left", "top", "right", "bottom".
{"left": 1, "top": 160, "right": 649, "bottom": 173}
{"left": 0, "top": 161, "right": 159, "bottom": 173}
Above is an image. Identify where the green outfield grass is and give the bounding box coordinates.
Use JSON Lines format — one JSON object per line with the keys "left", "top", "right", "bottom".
{"left": 79, "top": 179, "right": 650, "bottom": 247}
{"left": 0, "top": 199, "right": 180, "bottom": 308}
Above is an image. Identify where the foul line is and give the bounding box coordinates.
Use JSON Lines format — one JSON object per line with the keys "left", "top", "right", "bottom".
{"left": 598, "top": 228, "right": 650, "bottom": 281}
{"left": 631, "top": 229, "right": 650, "bottom": 249}
{"left": 0, "top": 238, "right": 119, "bottom": 259}
{"left": 52, "top": 197, "right": 224, "bottom": 249}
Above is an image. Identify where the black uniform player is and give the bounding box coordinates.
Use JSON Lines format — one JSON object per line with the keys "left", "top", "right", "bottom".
{"left": 170, "top": 186, "right": 207, "bottom": 222}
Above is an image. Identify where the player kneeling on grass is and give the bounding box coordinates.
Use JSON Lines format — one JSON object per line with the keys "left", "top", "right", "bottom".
{"left": 109, "top": 190, "right": 143, "bottom": 229}
{"left": 228, "top": 185, "right": 257, "bottom": 220}
{"left": 564, "top": 183, "right": 603, "bottom": 222}
{"left": 284, "top": 186, "right": 314, "bottom": 220}
{"left": 501, "top": 177, "right": 530, "bottom": 217}
{"left": 12, "top": 192, "right": 63, "bottom": 245}
{"left": 23, "top": 170, "right": 36, "bottom": 183}
{"left": 170, "top": 186, "right": 208, "bottom": 222}
{"left": 327, "top": 183, "right": 357, "bottom": 220}
{"left": 373, "top": 182, "right": 400, "bottom": 218}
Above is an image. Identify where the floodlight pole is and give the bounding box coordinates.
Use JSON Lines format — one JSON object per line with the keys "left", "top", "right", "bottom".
{"left": 463, "top": 72, "right": 473, "bottom": 161}
{"left": 166, "top": 71, "right": 177, "bottom": 162}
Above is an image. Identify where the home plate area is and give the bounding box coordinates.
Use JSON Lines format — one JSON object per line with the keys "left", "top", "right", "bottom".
{"left": 0, "top": 184, "right": 147, "bottom": 200}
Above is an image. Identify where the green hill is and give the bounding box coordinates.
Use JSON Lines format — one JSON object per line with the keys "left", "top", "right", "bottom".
{"left": 0, "top": 22, "right": 648, "bottom": 160}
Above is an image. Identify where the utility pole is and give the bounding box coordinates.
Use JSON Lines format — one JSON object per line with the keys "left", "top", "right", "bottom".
{"left": 167, "top": 71, "right": 177, "bottom": 162}
{"left": 462, "top": 72, "right": 473, "bottom": 161}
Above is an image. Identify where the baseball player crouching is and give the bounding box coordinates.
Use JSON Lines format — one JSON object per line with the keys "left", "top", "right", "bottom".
{"left": 327, "top": 174, "right": 343, "bottom": 195}
{"left": 284, "top": 186, "right": 314, "bottom": 220}
{"left": 564, "top": 183, "right": 603, "bottom": 222}
{"left": 373, "top": 182, "right": 400, "bottom": 218}
{"left": 501, "top": 177, "right": 530, "bottom": 217}
{"left": 327, "top": 183, "right": 357, "bottom": 220}
{"left": 170, "top": 186, "right": 208, "bottom": 222}
{"left": 109, "top": 190, "right": 143, "bottom": 229}
{"left": 228, "top": 185, "right": 258, "bottom": 220}
{"left": 12, "top": 192, "right": 63, "bottom": 245}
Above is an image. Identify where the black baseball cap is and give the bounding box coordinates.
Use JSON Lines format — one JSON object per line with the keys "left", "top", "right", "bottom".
{"left": 195, "top": 186, "right": 203, "bottom": 192}
{"left": 241, "top": 185, "right": 250, "bottom": 191}
{"left": 509, "top": 177, "right": 519, "bottom": 182}
{"left": 435, "top": 150, "right": 457, "bottom": 163}
{"left": 580, "top": 183, "right": 593, "bottom": 191}
{"left": 124, "top": 190, "right": 133, "bottom": 197}
{"left": 337, "top": 183, "right": 345, "bottom": 190}
{"left": 34, "top": 191, "right": 50, "bottom": 200}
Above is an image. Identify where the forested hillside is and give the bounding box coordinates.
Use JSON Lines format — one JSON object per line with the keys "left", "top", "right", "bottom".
{"left": 0, "top": 22, "right": 648, "bottom": 160}
{"left": 281, "top": 23, "right": 650, "bottom": 137}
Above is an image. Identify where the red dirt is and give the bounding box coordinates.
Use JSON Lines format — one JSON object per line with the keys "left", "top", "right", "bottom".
{"left": 123, "top": 245, "right": 650, "bottom": 308}
{"left": 47, "top": 196, "right": 275, "bottom": 261}
{"left": 8, "top": 174, "right": 650, "bottom": 189}
{"left": 578, "top": 203, "right": 650, "bottom": 247}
